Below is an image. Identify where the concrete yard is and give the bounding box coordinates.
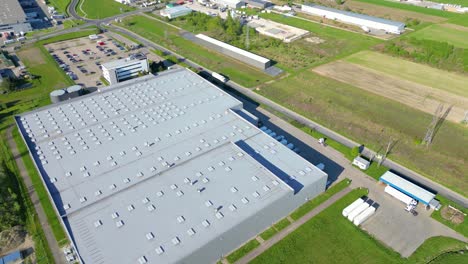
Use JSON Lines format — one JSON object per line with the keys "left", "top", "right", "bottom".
{"left": 247, "top": 18, "right": 310, "bottom": 43}
{"left": 362, "top": 184, "right": 466, "bottom": 257}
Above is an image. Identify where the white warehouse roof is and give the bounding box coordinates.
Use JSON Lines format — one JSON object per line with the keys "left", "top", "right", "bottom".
{"left": 195, "top": 34, "right": 271, "bottom": 64}
{"left": 302, "top": 3, "right": 405, "bottom": 33}
{"left": 380, "top": 171, "right": 435, "bottom": 205}
{"left": 16, "top": 69, "right": 326, "bottom": 263}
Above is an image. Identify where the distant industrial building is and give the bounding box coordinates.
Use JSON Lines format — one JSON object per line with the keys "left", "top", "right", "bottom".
{"left": 195, "top": 34, "right": 271, "bottom": 70}
{"left": 213, "top": 0, "right": 245, "bottom": 9}
{"left": 160, "top": 6, "right": 192, "bottom": 19}
{"left": 115, "top": 0, "right": 135, "bottom": 4}
{"left": 0, "top": 0, "right": 32, "bottom": 34}
{"left": 16, "top": 68, "right": 327, "bottom": 264}
{"left": 301, "top": 4, "right": 405, "bottom": 34}
{"left": 244, "top": 0, "right": 272, "bottom": 9}
{"left": 101, "top": 55, "right": 149, "bottom": 85}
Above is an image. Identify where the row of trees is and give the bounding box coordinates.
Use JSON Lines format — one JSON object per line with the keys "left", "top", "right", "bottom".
{"left": 383, "top": 38, "right": 468, "bottom": 73}
{"left": 0, "top": 163, "right": 23, "bottom": 232}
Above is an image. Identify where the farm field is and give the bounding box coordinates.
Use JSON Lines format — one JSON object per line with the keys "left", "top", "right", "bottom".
{"left": 409, "top": 23, "right": 468, "bottom": 49}
{"left": 250, "top": 188, "right": 467, "bottom": 264}
{"left": 77, "top": 0, "right": 134, "bottom": 19}
{"left": 345, "top": 51, "right": 468, "bottom": 97}
{"left": 313, "top": 51, "right": 468, "bottom": 123}
{"left": 256, "top": 71, "right": 468, "bottom": 195}
{"left": 119, "top": 15, "right": 272, "bottom": 87}
{"left": 344, "top": 0, "right": 447, "bottom": 23}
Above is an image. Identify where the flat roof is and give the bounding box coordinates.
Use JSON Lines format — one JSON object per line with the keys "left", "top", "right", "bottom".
{"left": 16, "top": 69, "right": 326, "bottom": 263}
{"left": 303, "top": 4, "right": 405, "bottom": 27}
{"left": 101, "top": 57, "right": 146, "bottom": 70}
{"left": 0, "top": 0, "right": 27, "bottom": 25}
{"left": 380, "top": 171, "right": 435, "bottom": 204}
{"left": 195, "top": 34, "right": 271, "bottom": 64}
{"left": 163, "top": 5, "right": 192, "bottom": 14}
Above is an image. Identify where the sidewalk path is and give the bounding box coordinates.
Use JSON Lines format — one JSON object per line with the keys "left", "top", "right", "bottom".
{"left": 5, "top": 126, "right": 66, "bottom": 264}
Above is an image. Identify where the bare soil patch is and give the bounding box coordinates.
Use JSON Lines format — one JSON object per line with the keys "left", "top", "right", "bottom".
{"left": 313, "top": 61, "right": 468, "bottom": 123}
{"left": 345, "top": 0, "right": 447, "bottom": 23}
{"left": 441, "top": 206, "right": 465, "bottom": 225}
{"left": 17, "top": 47, "right": 45, "bottom": 65}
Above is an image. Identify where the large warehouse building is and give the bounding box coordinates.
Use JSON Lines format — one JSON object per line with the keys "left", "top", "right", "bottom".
{"left": 0, "top": 0, "right": 32, "bottom": 35}
{"left": 301, "top": 4, "right": 405, "bottom": 34}
{"left": 195, "top": 34, "right": 272, "bottom": 70}
{"left": 16, "top": 68, "right": 327, "bottom": 264}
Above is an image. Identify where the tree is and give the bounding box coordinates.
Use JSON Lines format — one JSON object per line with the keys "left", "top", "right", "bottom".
{"left": 0, "top": 77, "right": 17, "bottom": 93}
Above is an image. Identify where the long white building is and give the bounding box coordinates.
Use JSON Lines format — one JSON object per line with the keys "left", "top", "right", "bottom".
{"left": 101, "top": 56, "right": 149, "bottom": 85}
{"left": 301, "top": 4, "right": 405, "bottom": 34}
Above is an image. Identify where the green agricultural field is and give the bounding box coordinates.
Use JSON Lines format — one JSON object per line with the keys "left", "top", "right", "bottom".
{"left": 120, "top": 15, "right": 272, "bottom": 87}
{"left": 345, "top": 51, "right": 468, "bottom": 97}
{"left": 409, "top": 23, "right": 468, "bottom": 49}
{"left": 260, "top": 13, "right": 382, "bottom": 64}
{"left": 251, "top": 188, "right": 467, "bottom": 264}
{"left": 256, "top": 71, "right": 468, "bottom": 195}
{"left": 77, "top": 0, "right": 135, "bottom": 19}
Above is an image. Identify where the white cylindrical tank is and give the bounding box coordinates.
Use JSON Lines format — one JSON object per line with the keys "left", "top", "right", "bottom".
{"left": 353, "top": 206, "right": 376, "bottom": 226}
{"left": 347, "top": 202, "right": 370, "bottom": 222}
{"left": 342, "top": 198, "right": 364, "bottom": 217}
{"left": 50, "top": 89, "right": 67, "bottom": 104}
{"left": 66, "top": 85, "right": 82, "bottom": 99}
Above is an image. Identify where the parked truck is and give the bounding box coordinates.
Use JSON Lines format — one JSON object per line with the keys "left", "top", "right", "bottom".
{"left": 211, "top": 72, "right": 228, "bottom": 83}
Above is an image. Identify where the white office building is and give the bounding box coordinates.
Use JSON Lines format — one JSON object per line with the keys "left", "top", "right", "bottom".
{"left": 301, "top": 4, "right": 405, "bottom": 34}
{"left": 101, "top": 56, "right": 149, "bottom": 85}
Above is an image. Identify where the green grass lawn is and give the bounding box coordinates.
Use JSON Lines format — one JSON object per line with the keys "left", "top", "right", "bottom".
{"left": 226, "top": 239, "right": 261, "bottom": 263}
{"left": 345, "top": 51, "right": 468, "bottom": 97}
{"left": 77, "top": 0, "right": 135, "bottom": 19}
{"left": 409, "top": 23, "right": 468, "bottom": 49}
{"left": 273, "top": 218, "right": 291, "bottom": 231}
{"left": 431, "top": 195, "right": 468, "bottom": 238}
{"left": 429, "top": 251, "right": 468, "bottom": 264}
{"left": 259, "top": 227, "right": 278, "bottom": 241}
{"left": 63, "top": 19, "right": 85, "bottom": 29}
{"left": 120, "top": 15, "right": 272, "bottom": 87}
{"left": 291, "top": 178, "right": 351, "bottom": 220}
{"left": 47, "top": 0, "right": 71, "bottom": 14}
{"left": 256, "top": 71, "right": 468, "bottom": 196}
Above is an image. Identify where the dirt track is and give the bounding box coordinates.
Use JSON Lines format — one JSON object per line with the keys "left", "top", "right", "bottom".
{"left": 313, "top": 61, "right": 468, "bottom": 123}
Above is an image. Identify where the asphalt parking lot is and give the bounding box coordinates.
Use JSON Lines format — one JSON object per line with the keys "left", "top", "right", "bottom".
{"left": 45, "top": 33, "right": 161, "bottom": 89}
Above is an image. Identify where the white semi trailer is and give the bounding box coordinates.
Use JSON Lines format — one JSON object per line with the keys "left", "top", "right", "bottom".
{"left": 342, "top": 198, "right": 364, "bottom": 217}
{"left": 211, "top": 72, "right": 228, "bottom": 83}
{"left": 353, "top": 206, "right": 376, "bottom": 226}
{"left": 347, "top": 202, "right": 370, "bottom": 222}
